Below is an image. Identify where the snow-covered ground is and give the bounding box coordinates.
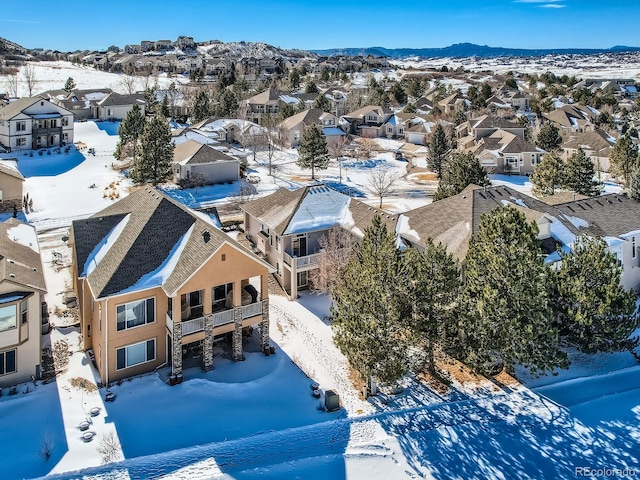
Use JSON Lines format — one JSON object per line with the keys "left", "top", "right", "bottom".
{"left": 0, "top": 101, "right": 637, "bottom": 477}
{"left": 5, "top": 61, "right": 187, "bottom": 98}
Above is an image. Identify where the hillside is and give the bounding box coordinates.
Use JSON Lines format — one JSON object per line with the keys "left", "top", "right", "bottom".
{"left": 0, "top": 36, "right": 28, "bottom": 55}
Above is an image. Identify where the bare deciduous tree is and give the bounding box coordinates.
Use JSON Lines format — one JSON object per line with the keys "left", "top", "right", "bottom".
{"left": 38, "top": 434, "right": 54, "bottom": 461}
{"left": 97, "top": 431, "right": 122, "bottom": 464}
{"left": 22, "top": 64, "right": 38, "bottom": 97}
{"left": 261, "top": 113, "right": 287, "bottom": 176}
{"left": 328, "top": 136, "right": 350, "bottom": 183}
{"left": 309, "top": 227, "right": 355, "bottom": 295}
{"left": 368, "top": 166, "right": 400, "bottom": 208}
{"left": 355, "top": 136, "right": 379, "bottom": 159}
{"left": 119, "top": 75, "right": 138, "bottom": 95}
{"left": 4, "top": 73, "right": 19, "bottom": 97}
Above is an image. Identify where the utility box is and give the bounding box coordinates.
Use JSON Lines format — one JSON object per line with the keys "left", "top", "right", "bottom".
{"left": 324, "top": 389, "right": 340, "bottom": 412}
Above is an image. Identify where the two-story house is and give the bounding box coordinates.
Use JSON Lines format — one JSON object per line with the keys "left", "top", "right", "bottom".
{"left": 242, "top": 184, "right": 397, "bottom": 299}
{"left": 95, "top": 93, "right": 146, "bottom": 121}
{"left": 0, "top": 219, "right": 47, "bottom": 387}
{"left": 244, "top": 88, "right": 281, "bottom": 125}
{"left": 341, "top": 105, "right": 392, "bottom": 137}
{"left": 278, "top": 109, "right": 344, "bottom": 147}
{"left": 470, "top": 129, "right": 545, "bottom": 175}
{"left": 70, "top": 187, "right": 273, "bottom": 383}
{"left": 0, "top": 97, "right": 74, "bottom": 151}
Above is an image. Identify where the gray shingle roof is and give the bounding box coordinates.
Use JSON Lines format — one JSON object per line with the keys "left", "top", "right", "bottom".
{"left": 0, "top": 219, "right": 46, "bottom": 292}
{"left": 0, "top": 97, "right": 43, "bottom": 121}
{"left": 173, "top": 140, "right": 238, "bottom": 165}
{"left": 72, "top": 187, "right": 261, "bottom": 299}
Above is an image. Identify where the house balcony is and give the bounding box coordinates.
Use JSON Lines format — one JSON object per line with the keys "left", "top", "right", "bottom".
{"left": 282, "top": 252, "right": 321, "bottom": 272}
{"left": 165, "top": 299, "right": 267, "bottom": 341}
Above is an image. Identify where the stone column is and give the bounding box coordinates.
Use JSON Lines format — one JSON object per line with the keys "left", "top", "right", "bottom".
{"left": 232, "top": 307, "right": 244, "bottom": 362}
{"left": 202, "top": 315, "right": 214, "bottom": 372}
{"left": 172, "top": 321, "right": 183, "bottom": 376}
{"left": 290, "top": 258, "right": 298, "bottom": 301}
{"left": 260, "top": 298, "right": 270, "bottom": 350}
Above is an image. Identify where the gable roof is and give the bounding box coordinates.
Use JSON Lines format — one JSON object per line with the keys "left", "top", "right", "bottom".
{"left": 72, "top": 187, "right": 268, "bottom": 299}
{"left": 97, "top": 93, "right": 145, "bottom": 107}
{"left": 247, "top": 88, "right": 282, "bottom": 104}
{"left": 0, "top": 219, "right": 46, "bottom": 292}
{"left": 279, "top": 108, "right": 324, "bottom": 131}
{"left": 173, "top": 139, "right": 238, "bottom": 165}
{"left": 562, "top": 128, "right": 616, "bottom": 154}
{"left": 0, "top": 97, "right": 43, "bottom": 121}
{"left": 0, "top": 162, "right": 25, "bottom": 181}
{"left": 471, "top": 115, "right": 520, "bottom": 130}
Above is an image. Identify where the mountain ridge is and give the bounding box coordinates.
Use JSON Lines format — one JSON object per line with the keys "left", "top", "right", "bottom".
{"left": 312, "top": 42, "right": 640, "bottom": 59}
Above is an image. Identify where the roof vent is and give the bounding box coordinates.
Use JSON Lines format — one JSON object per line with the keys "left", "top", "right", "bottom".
{"left": 202, "top": 230, "right": 211, "bottom": 243}
{"left": 9, "top": 273, "right": 15, "bottom": 278}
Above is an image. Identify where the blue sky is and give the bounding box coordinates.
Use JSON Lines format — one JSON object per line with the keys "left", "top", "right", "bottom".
{"left": 2, "top": 1, "right": 638, "bottom": 52}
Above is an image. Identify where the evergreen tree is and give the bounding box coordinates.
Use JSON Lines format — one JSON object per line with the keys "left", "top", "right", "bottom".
{"left": 160, "top": 94, "right": 170, "bottom": 117}
{"left": 143, "top": 86, "right": 158, "bottom": 113}
{"left": 305, "top": 80, "right": 319, "bottom": 94}
{"left": 331, "top": 215, "right": 408, "bottom": 384}
{"left": 629, "top": 162, "right": 640, "bottom": 202}
{"left": 531, "top": 152, "right": 564, "bottom": 197}
{"left": 554, "top": 237, "right": 639, "bottom": 353}
{"left": 433, "top": 151, "right": 489, "bottom": 201}
{"left": 135, "top": 115, "right": 175, "bottom": 185}
{"left": 516, "top": 115, "right": 533, "bottom": 141}
{"left": 456, "top": 207, "right": 568, "bottom": 375}
{"left": 311, "top": 94, "right": 331, "bottom": 112}
{"left": 297, "top": 125, "right": 329, "bottom": 180}
{"left": 279, "top": 102, "right": 296, "bottom": 120}
{"left": 63, "top": 77, "right": 76, "bottom": 92}
{"left": 289, "top": 68, "right": 301, "bottom": 89}
{"left": 427, "top": 123, "right": 451, "bottom": 177}
{"left": 400, "top": 242, "right": 460, "bottom": 374}
{"left": 536, "top": 122, "right": 563, "bottom": 152}
{"left": 114, "top": 104, "right": 145, "bottom": 163}
{"left": 216, "top": 89, "right": 239, "bottom": 118}
{"left": 192, "top": 90, "right": 212, "bottom": 123}
{"left": 563, "top": 148, "right": 602, "bottom": 196}
{"left": 610, "top": 133, "right": 639, "bottom": 184}
{"left": 388, "top": 82, "right": 407, "bottom": 105}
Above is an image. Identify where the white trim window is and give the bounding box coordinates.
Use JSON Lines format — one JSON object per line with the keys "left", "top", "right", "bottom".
{"left": 116, "top": 298, "right": 155, "bottom": 331}
{"left": 0, "top": 304, "right": 17, "bottom": 332}
{"left": 116, "top": 339, "right": 155, "bottom": 370}
{"left": 0, "top": 349, "right": 16, "bottom": 375}
{"left": 16, "top": 121, "right": 26, "bottom": 132}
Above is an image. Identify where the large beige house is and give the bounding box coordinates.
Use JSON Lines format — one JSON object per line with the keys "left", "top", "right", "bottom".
{"left": 70, "top": 187, "right": 273, "bottom": 383}
{"left": 0, "top": 162, "right": 24, "bottom": 213}
{"left": 0, "top": 219, "right": 47, "bottom": 387}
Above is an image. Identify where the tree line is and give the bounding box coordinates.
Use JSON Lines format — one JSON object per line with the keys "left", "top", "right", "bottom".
{"left": 326, "top": 209, "right": 639, "bottom": 386}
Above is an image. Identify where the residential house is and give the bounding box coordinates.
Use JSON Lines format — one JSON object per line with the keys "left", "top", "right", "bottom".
{"left": 95, "top": 93, "right": 146, "bottom": 121}
{"left": 242, "top": 184, "right": 398, "bottom": 299}
{"left": 562, "top": 128, "right": 616, "bottom": 172}
{"left": 70, "top": 187, "right": 273, "bottom": 383}
{"left": 469, "top": 129, "right": 545, "bottom": 175}
{"left": 176, "top": 36, "right": 196, "bottom": 50}
{"left": 323, "top": 88, "right": 348, "bottom": 117}
{"left": 341, "top": 105, "right": 391, "bottom": 137}
{"left": 437, "top": 92, "right": 466, "bottom": 114}
{"left": 278, "top": 109, "right": 343, "bottom": 147}
{"left": 0, "top": 162, "right": 24, "bottom": 213}
{"left": 0, "top": 219, "right": 47, "bottom": 387}
{"left": 172, "top": 140, "right": 240, "bottom": 185}
{"left": 43, "top": 88, "right": 113, "bottom": 121}
{"left": 456, "top": 115, "right": 525, "bottom": 149}
{"left": 509, "top": 92, "right": 530, "bottom": 111}
{"left": 544, "top": 104, "right": 597, "bottom": 138}
{"left": 0, "top": 97, "right": 74, "bottom": 151}
{"left": 244, "top": 88, "right": 281, "bottom": 125}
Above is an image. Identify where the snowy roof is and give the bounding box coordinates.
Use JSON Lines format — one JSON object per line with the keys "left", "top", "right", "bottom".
{"left": 0, "top": 219, "right": 45, "bottom": 292}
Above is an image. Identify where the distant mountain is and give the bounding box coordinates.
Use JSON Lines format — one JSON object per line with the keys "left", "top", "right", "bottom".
{"left": 312, "top": 43, "right": 640, "bottom": 59}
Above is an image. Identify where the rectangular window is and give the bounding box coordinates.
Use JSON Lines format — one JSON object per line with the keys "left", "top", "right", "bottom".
{"left": 50, "top": 119, "right": 57, "bottom": 128}
{"left": 16, "top": 121, "right": 26, "bottom": 132}
{"left": 276, "top": 236, "right": 281, "bottom": 252}
{"left": 0, "top": 350, "right": 16, "bottom": 375}
{"left": 116, "top": 298, "right": 155, "bottom": 331}
{"left": 633, "top": 237, "right": 636, "bottom": 259}
{"left": 16, "top": 138, "right": 26, "bottom": 146}
{"left": 0, "top": 305, "right": 17, "bottom": 332}
{"left": 20, "top": 300, "right": 27, "bottom": 325}
{"left": 62, "top": 117, "right": 69, "bottom": 126}
{"left": 116, "top": 339, "right": 155, "bottom": 370}
{"left": 212, "top": 283, "right": 233, "bottom": 309}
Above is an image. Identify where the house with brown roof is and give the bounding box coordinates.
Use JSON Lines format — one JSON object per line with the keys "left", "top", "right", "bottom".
{"left": 95, "top": 93, "right": 146, "bottom": 121}
{"left": 341, "top": 105, "right": 392, "bottom": 137}
{"left": 456, "top": 115, "right": 525, "bottom": 149}
{"left": 0, "top": 219, "right": 47, "bottom": 387}
{"left": 278, "top": 109, "right": 344, "bottom": 147}
{"left": 244, "top": 88, "right": 282, "bottom": 125}
{"left": 0, "top": 97, "right": 74, "bottom": 151}
{"left": 543, "top": 104, "right": 597, "bottom": 138}
{"left": 70, "top": 187, "right": 273, "bottom": 383}
{"left": 242, "top": 184, "right": 397, "bottom": 299}
{"left": 562, "top": 128, "right": 616, "bottom": 172}
{"left": 469, "top": 129, "right": 545, "bottom": 175}
{"left": 172, "top": 140, "right": 240, "bottom": 185}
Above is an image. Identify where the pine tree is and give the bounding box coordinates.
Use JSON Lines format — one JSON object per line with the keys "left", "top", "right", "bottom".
{"left": 216, "top": 90, "right": 239, "bottom": 118}
{"left": 115, "top": 104, "right": 145, "bottom": 163}
{"left": 433, "top": 151, "right": 489, "bottom": 201}
{"left": 629, "top": 162, "right": 640, "bottom": 202}
{"left": 536, "top": 122, "right": 563, "bottom": 152}
{"left": 297, "top": 125, "right": 329, "bottom": 180}
{"left": 311, "top": 94, "right": 331, "bottom": 112}
{"left": 160, "top": 94, "right": 170, "bottom": 117}
{"left": 305, "top": 80, "right": 319, "bottom": 94}
{"left": 192, "top": 90, "right": 211, "bottom": 123}
{"left": 279, "top": 102, "right": 296, "bottom": 120}
{"left": 531, "top": 152, "right": 564, "bottom": 197}
{"left": 554, "top": 237, "right": 639, "bottom": 353}
{"left": 427, "top": 123, "right": 451, "bottom": 177}
{"left": 331, "top": 215, "right": 408, "bottom": 385}
{"left": 400, "top": 242, "right": 460, "bottom": 374}
{"left": 563, "top": 148, "right": 602, "bottom": 196}
{"left": 456, "top": 206, "right": 568, "bottom": 375}
{"left": 388, "top": 82, "right": 407, "bottom": 105}
{"left": 63, "top": 77, "right": 76, "bottom": 92}
{"left": 610, "top": 133, "right": 639, "bottom": 184}
{"left": 135, "top": 115, "right": 175, "bottom": 185}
